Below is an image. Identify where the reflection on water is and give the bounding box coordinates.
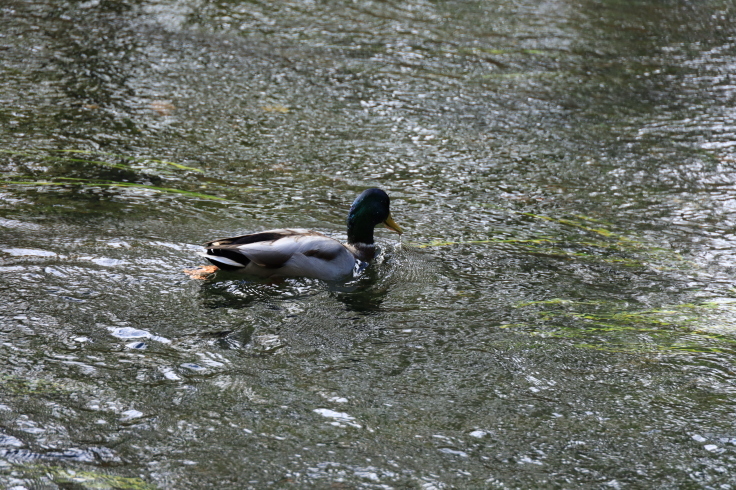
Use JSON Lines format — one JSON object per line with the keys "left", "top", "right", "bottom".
{"left": 2, "top": 0, "right": 736, "bottom": 487}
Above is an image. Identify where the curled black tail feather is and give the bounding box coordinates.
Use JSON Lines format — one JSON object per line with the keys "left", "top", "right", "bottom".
{"left": 205, "top": 249, "right": 250, "bottom": 271}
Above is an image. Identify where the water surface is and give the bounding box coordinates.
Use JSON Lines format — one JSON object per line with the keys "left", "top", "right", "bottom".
{"left": 2, "top": 0, "right": 736, "bottom": 487}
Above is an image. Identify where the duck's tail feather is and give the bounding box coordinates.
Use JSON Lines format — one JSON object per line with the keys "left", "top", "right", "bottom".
{"left": 197, "top": 251, "right": 250, "bottom": 271}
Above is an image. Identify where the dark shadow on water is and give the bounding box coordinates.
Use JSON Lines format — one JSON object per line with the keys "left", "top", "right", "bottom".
{"left": 328, "top": 264, "right": 389, "bottom": 315}
{"left": 196, "top": 255, "right": 393, "bottom": 315}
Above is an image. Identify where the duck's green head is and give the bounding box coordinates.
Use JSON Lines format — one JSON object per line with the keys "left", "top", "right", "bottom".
{"left": 347, "top": 188, "right": 403, "bottom": 244}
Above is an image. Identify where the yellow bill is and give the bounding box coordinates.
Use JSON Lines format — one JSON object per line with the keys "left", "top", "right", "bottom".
{"left": 383, "top": 213, "right": 403, "bottom": 234}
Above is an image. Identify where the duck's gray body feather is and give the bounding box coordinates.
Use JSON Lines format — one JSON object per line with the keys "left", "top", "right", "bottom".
{"left": 201, "top": 228, "right": 359, "bottom": 281}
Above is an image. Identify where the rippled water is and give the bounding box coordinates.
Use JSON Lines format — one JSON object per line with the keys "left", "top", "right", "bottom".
{"left": 2, "top": 0, "right": 736, "bottom": 487}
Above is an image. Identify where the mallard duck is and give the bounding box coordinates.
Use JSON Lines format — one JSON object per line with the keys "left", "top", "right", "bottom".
{"left": 199, "top": 188, "right": 403, "bottom": 281}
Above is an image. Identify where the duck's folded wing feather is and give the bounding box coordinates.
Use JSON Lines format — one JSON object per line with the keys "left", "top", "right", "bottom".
{"left": 204, "top": 228, "right": 311, "bottom": 248}
{"left": 239, "top": 233, "right": 348, "bottom": 268}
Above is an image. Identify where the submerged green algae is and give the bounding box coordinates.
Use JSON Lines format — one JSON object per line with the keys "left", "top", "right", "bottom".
{"left": 0, "top": 179, "right": 230, "bottom": 201}
{"left": 0, "top": 375, "right": 66, "bottom": 397}
{"left": 0, "top": 149, "right": 203, "bottom": 173}
{"left": 412, "top": 206, "right": 693, "bottom": 270}
{"left": 505, "top": 298, "right": 736, "bottom": 354}
{"left": 1, "top": 465, "right": 156, "bottom": 490}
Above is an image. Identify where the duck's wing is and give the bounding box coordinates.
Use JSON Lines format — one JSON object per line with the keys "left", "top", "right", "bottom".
{"left": 204, "top": 229, "right": 312, "bottom": 248}
{"left": 203, "top": 229, "right": 312, "bottom": 269}
{"left": 202, "top": 229, "right": 357, "bottom": 279}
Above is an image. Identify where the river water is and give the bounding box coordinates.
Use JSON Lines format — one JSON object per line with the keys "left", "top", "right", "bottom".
{"left": 2, "top": 0, "right": 736, "bottom": 488}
